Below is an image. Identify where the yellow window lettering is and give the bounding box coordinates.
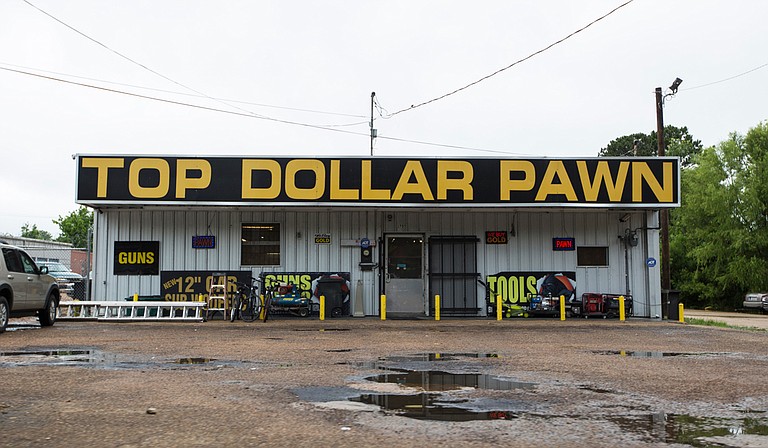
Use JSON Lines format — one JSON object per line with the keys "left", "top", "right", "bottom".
{"left": 535, "top": 161, "right": 577, "bottom": 201}
{"left": 500, "top": 161, "right": 535, "bottom": 201}
{"left": 128, "top": 158, "right": 170, "bottom": 199}
{"left": 242, "top": 159, "right": 281, "bottom": 199}
{"left": 392, "top": 161, "right": 434, "bottom": 201}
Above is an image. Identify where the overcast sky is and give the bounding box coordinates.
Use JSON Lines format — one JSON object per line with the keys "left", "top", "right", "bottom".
{"left": 1, "top": 0, "right": 766, "bottom": 238}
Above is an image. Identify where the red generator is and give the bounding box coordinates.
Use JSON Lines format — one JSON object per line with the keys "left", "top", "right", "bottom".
{"left": 572, "top": 293, "right": 633, "bottom": 318}
{"left": 581, "top": 293, "right": 607, "bottom": 317}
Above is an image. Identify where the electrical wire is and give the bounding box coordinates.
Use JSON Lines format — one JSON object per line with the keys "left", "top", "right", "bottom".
{"left": 22, "top": 0, "right": 269, "bottom": 119}
{"left": 0, "top": 65, "right": 369, "bottom": 136}
{"left": 0, "top": 62, "right": 367, "bottom": 119}
{"left": 0, "top": 65, "right": 531, "bottom": 156}
{"left": 385, "top": 0, "right": 635, "bottom": 118}
{"left": 680, "top": 61, "right": 768, "bottom": 92}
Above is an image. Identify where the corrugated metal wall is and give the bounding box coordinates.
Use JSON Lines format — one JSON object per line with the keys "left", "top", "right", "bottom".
{"left": 92, "top": 207, "right": 660, "bottom": 317}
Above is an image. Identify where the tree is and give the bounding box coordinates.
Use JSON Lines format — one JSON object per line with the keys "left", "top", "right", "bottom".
{"left": 671, "top": 121, "right": 768, "bottom": 309}
{"left": 21, "top": 223, "right": 53, "bottom": 241}
{"left": 54, "top": 207, "right": 93, "bottom": 248}
{"left": 599, "top": 125, "right": 703, "bottom": 166}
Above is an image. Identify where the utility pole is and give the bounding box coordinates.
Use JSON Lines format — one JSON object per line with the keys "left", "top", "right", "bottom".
{"left": 655, "top": 85, "right": 672, "bottom": 318}
{"left": 370, "top": 92, "right": 377, "bottom": 156}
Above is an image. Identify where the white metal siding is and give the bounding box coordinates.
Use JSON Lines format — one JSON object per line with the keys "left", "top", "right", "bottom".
{"left": 91, "top": 208, "right": 660, "bottom": 317}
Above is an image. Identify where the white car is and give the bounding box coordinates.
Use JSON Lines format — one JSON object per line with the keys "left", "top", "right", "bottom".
{"left": 743, "top": 293, "right": 768, "bottom": 313}
{"left": 0, "top": 242, "right": 61, "bottom": 332}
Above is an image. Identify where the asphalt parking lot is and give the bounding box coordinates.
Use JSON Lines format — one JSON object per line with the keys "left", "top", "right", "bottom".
{"left": 2, "top": 314, "right": 768, "bottom": 447}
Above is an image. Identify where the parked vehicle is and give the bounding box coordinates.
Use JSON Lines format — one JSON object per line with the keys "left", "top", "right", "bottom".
{"left": 743, "top": 293, "right": 768, "bottom": 313}
{"left": 0, "top": 242, "right": 60, "bottom": 333}
{"left": 37, "top": 261, "right": 82, "bottom": 295}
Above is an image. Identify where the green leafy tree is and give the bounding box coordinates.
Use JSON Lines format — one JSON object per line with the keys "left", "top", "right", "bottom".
{"left": 599, "top": 125, "right": 703, "bottom": 166}
{"left": 671, "top": 121, "right": 768, "bottom": 309}
{"left": 54, "top": 207, "right": 93, "bottom": 248}
{"left": 21, "top": 223, "right": 53, "bottom": 240}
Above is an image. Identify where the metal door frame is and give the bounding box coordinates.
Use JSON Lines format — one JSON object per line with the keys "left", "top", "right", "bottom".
{"left": 383, "top": 233, "right": 427, "bottom": 316}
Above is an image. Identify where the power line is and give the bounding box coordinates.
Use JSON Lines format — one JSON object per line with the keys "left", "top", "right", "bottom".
{"left": 0, "top": 62, "right": 367, "bottom": 119}
{"left": 384, "top": 0, "right": 635, "bottom": 118}
{"left": 0, "top": 65, "right": 529, "bottom": 156}
{"left": 681, "top": 61, "right": 768, "bottom": 92}
{"left": 22, "top": 0, "right": 267, "bottom": 119}
{"left": 0, "top": 65, "right": 367, "bottom": 135}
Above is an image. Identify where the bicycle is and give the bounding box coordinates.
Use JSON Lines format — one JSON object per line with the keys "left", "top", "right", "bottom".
{"left": 230, "top": 278, "right": 262, "bottom": 322}
{"left": 261, "top": 282, "right": 275, "bottom": 323}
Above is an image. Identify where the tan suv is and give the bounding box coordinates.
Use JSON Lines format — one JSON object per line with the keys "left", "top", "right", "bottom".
{"left": 0, "top": 242, "right": 60, "bottom": 333}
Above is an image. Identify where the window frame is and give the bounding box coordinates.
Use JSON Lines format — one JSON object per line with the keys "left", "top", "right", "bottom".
{"left": 240, "top": 223, "right": 282, "bottom": 266}
{"left": 576, "top": 246, "right": 609, "bottom": 267}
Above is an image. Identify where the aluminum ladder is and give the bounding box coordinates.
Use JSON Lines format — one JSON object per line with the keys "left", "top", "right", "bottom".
{"left": 58, "top": 301, "right": 205, "bottom": 322}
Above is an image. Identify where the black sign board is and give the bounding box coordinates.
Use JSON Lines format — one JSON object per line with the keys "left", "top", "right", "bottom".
{"left": 114, "top": 241, "right": 159, "bottom": 275}
{"left": 485, "top": 231, "right": 508, "bottom": 244}
{"left": 76, "top": 156, "right": 680, "bottom": 207}
{"left": 552, "top": 237, "right": 576, "bottom": 251}
{"left": 160, "top": 270, "right": 252, "bottom": 302}
{"left": 192, "top": 235, "right": 216, "bottom": 249}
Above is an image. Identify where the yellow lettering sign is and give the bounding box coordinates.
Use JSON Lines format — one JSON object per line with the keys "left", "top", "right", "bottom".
{"left": 500, "top": 161, "right": 535, "bottom": 201}
{"left": 392, "top": 161, "right": 434, "bottom": 200}
{"left": 633, "top": 161, "right": 673, "bottom": 202}
{"left": 242, "top": 159, "right": 281, "bottom": 199}
{"left": 437, "top": 160, "right": 473, "bottom": 200}
{"left": 578, "top": 161, "right": 629, "bottom": 202}
{"left": 129, "top": 158, "right": 170, "bottom": 198}
{"left": 176, "top": 159, "right": 212, "bottom": 199}
{"left": 535, "top": 161, "right": 577, "bottom": 201}
{"left": 81, "top": 157, "right": 124, "bottom": 198}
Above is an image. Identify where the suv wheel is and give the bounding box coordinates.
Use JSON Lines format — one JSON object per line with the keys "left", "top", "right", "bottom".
{"left": 39, "top": 293, "right": 58, "bottom": 327}
{"left": 0, "top": 296, "right": 8, "bottom": 333}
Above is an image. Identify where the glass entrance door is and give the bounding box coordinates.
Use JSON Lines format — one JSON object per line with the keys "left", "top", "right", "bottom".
{"left": 384, "top": 235, "right": 425, "bottom": 316}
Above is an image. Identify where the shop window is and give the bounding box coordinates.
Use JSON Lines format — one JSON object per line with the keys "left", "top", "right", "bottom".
{"left": 577, "top": 246, "right": 608, "bottom": 266}
{"left": 241, "top": 223, "right": 281, "bottom": 266}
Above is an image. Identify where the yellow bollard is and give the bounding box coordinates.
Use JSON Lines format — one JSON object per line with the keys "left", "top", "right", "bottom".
{"left": 560, "top": 295, "right": 566, "bottom": 321}
{"left": 320, "top": 295, "right": 326, "bottom": 321}
{"left": 133, "top": 293, "right": 138, "bottom": 302}
{"left": 679, "top": 303, "right": 685, "bottom": 323}
{"left": 435, "top": 295, "right": 441, "bottom": 321}
{"left": 259, "top": 294, "right": 265, "bottom": 320}
{"left": 619, "top": 296, "right": 626, "bottom": 321}
{"left": 496, "top": 294, "right": 502, "bottom": 321}
{"left": 380, "top": 295, "right": 386, "bottom": 321}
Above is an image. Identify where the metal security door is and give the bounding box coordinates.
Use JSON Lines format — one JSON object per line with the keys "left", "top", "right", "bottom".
{"left": 385, "top": 235, "right": 425, "bottom": 316}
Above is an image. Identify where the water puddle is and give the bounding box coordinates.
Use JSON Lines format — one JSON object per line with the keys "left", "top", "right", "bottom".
{"left": 294, "top": 328, "right": 350, "bottom": 332}
{"left": 173, "top": 357, "right": 216, "bottom": 364}
{"left": 593, "top": 350, "right": 723, "bottom": 358}
{"left": 352, "top": 393, "right": 518, "bottom": 421}
{"left": 0, "top": 348, "right": 246, "bottom": 370}
{"left": 606, "top": 413, "right": 768, "bottom": 446}
{"left": 366, "top": 369, "right": 534, "bottom": 392}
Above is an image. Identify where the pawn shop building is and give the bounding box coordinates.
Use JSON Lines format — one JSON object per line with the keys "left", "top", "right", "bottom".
{"left": 75, "top": 155, "right": 679, "bottom": 318}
